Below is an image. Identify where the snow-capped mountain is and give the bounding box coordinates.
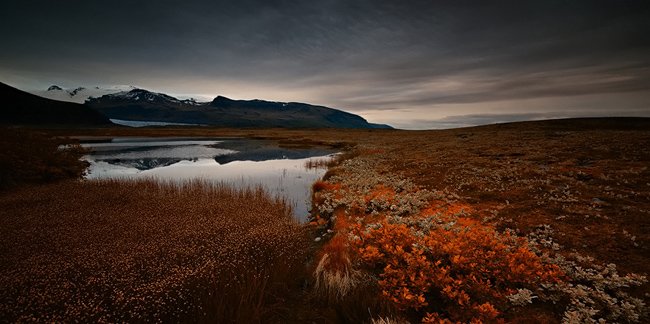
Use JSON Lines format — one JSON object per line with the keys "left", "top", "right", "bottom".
{"left": 33, "top": 85, "right": 138, "bottom": 103}
{"left": 86, "top": 88, "right": 393, "bottom": 129}
{"left": 100, "top": 88, "right": 202, "bottom": 106}
{"left": 15, "top": 84, "right": 392, "bottom": 128}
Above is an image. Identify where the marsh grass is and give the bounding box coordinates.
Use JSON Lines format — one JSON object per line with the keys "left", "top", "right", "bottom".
{"left": 0, "top": 127, "right": 88, "bottom": 189}
{"left": 304, "top": 158, "right": 332, "bottom": 169}
{"left": 305, "top": 150, "right": 360, "bottom": 171}
{"left": 0, "top": 179, "right": 308, "bottom": 322}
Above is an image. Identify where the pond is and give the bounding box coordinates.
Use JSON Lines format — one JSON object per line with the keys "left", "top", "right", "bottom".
{"left": 80, "top": 137, "right": 337, "bottom": 221}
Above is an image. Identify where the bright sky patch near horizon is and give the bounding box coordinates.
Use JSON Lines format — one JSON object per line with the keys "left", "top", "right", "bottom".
{"left": 1, "top": 0, "right": 649, "bottom": 129}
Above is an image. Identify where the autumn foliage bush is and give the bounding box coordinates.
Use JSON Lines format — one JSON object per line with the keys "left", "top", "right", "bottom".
{"left": 310, "top": 154, "right": 570, "bottom": 323}
{"left": 351, "top": 214, "right": 564, "bottom": 323}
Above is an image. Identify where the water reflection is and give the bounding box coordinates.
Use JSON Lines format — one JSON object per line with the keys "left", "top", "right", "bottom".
{"left": 80, "top": 138, "right": 233, "bottom": 170}
{"left": 82, "top": 137, "right": 336, "bottom": 221}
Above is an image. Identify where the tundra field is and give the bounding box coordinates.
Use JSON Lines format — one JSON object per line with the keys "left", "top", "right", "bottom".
{"left": 1, "top": 117, "right": 649, "bottom": 323}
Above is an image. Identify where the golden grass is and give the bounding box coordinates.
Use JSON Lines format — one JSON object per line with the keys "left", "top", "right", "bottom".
{"left": 0, "top": 179, "right": 308, "bottom": 322}
{"left": 313, "top": 233, "right": 362, "bottom": 301}
{"left": 370, "top": 316, "right": 410, "bottom": 324}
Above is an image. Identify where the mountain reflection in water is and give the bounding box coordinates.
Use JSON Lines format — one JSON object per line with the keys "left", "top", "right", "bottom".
{"left": 81, "top": 137, "right": 337, "bottom": 220}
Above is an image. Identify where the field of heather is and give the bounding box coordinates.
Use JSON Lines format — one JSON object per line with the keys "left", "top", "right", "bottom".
{"left": 1, "top": 118, "right": 649, "bottom": 323}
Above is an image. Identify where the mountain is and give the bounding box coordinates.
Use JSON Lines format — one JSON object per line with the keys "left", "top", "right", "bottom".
{"left": 86, "top": 88, "right": 392, "bottom": 129}
{"left": 34, "top": 85, "right": 137, "bottom": 103}
{"left": 0, "top": 82, "right": 112, "bottom": 126}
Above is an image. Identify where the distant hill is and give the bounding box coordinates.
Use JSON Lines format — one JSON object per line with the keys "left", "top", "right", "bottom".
{"left": 0, "top": 82, "right": 112, "bottom": 126}
{"left": 86, "top": 88, "right": 392, "bottom": 129}
{"left": 472, "top": 117, "right": 650, "bottom": 131}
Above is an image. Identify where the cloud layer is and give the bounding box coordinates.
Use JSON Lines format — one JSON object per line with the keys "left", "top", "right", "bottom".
{"left": 1, "top": 0, "right": 649, "bottom": 128}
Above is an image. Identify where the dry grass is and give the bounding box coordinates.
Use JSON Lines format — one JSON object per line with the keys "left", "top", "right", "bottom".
{"left": 313, "top": 253, "right": 361, "bottom": 301}
{"left": 0, "top": 127, "right": 88, "bottom": 190}
{"left": 313, "top": 234, "right": 361, "bottom": 301}
{"left": 305, "top": 157, "right": 334, "bottom": 169}
{"left": 0, "top": 179, "right": 308, "bottom": 322}
{"left": 370, "top": 317, "right": 410, "bottom": 324}
{"left": 305, "top": 150, "right": 360, "bottom": 170}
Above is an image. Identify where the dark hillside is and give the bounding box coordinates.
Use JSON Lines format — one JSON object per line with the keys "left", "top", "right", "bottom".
{"left": 0, "top": 82, "right": 111, "bottom": 126}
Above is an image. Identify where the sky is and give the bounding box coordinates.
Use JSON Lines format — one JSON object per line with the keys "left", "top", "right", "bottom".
{"left": 1, "top": 0, "right": 649, "bottom": 129}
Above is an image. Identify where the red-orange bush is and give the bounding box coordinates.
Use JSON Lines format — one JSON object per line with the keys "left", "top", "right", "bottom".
{"left": 351, "top": 216, "right": 564, "bottom": 323}
{"left": 312, "top": 180, "right": 341, "bottom": 193}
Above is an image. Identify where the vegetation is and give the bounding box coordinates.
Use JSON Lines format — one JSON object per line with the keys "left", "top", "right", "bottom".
{"left": 309, "top": 130, "right": 649, "bottom": 323}
{"left": 352, "top": 216, "right": 562, "bottom": 322}
{"left": 0, "top": 127, "right": 89, "bottom": 189}
{"left": 0, "top": 180, "right": 308, "bottom": 322}
{"left": 2, "top": 118, "right": 649, "bottom": 322}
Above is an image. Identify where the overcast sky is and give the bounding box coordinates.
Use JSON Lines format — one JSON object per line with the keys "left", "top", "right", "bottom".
{"left": 1, "top": 0, "right": 649, "bottom": 129}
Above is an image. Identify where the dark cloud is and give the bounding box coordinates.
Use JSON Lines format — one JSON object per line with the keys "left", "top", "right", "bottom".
{"left": 1, "top": 0, "right": 649, "bottom": 128}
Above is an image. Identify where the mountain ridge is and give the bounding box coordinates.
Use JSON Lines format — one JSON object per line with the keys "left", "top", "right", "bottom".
{"left": 86, "top": 88, "right": 392, "bottom": 129}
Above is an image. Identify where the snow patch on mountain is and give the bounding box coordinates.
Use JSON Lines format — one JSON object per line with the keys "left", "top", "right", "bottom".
{"left": 33, "top": 85, "right": 138, "bottom": 103}
{"left": 103, "top": 89, "right": 206, "bottom": 106}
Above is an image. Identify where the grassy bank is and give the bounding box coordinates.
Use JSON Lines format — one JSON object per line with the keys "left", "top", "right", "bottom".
{"left": 0, "top": 179, "right": 308, "bottom": 322}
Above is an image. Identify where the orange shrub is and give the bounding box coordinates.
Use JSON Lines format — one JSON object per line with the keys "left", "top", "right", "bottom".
{"left": 363, "top": 184, "right": 397, "bottom": 203}
{"left": 312, "top": 180, "right": 331, "bottom": 192}
{"left": 312, "top": 180, "right": 342, "bottom": 193}
{"left": 351, "top": 216, "right": 564, "bottom": 323}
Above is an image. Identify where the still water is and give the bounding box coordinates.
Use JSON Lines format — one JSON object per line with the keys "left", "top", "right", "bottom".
{"left": 81, "top": 137, "right": 336, "bottom": 221}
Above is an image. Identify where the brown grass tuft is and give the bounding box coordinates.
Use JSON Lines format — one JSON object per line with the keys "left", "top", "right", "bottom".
{"left": 313, "top": 252, "right": 362, "bottom": 301}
